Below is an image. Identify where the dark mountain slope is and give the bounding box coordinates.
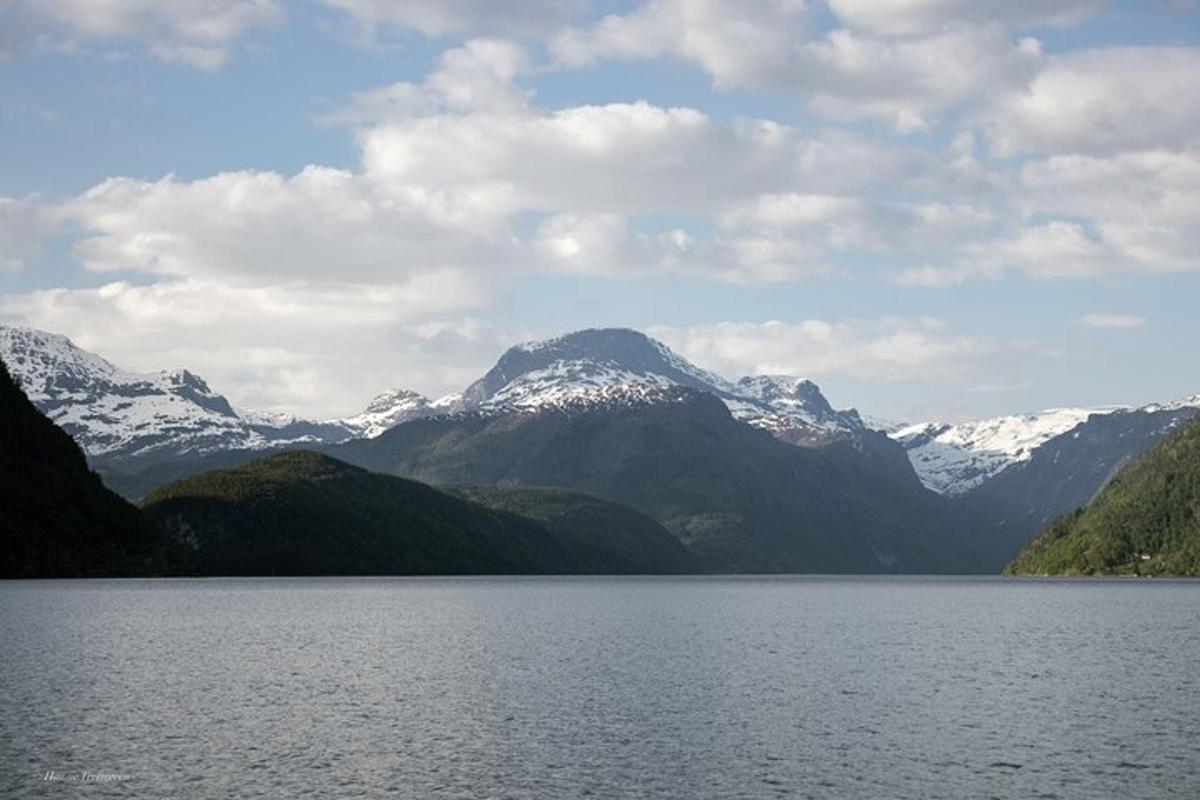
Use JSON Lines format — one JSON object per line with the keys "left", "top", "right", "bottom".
{"left": 333, "top": 390, "right": 977, "bottom": 574}
{"left": 0, "top": 358, "right": 164, "bottom": 577}
{"left": 447, "top": 484, "right": 698, "bottom": 574}
{"left": 1006, "top": 416, "right": 1200, "bottom": 576}
{"left": 142, "top": 451, "right": 651, "bottom": 576}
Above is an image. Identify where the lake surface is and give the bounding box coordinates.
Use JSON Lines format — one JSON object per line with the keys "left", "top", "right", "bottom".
{"left": 2, "top": 576, "right": 1198, "bottom": 799}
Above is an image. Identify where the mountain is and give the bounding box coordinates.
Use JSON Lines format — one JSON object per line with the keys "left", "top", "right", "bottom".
{"left": 955, "top": 402, "right": 1200, "bottom": 568}
{"left": 0, "top": 325, "right": 263, "bottom": 459}
{"left": 1006, "top": 416, "right": 1200, "bottom": 576}
{"left": 240, "top": 409, "right": 359, "bottom": 446}
{"left": 733, "top": 375, "right": 865, "bottom": 446}
{"left": 455, "top": 328, "right": 864, "bottom": 444}
{"left": 0, "top": 324, "right": 454, "bottom": 465}
{"left": 142, "top": 451, "right": 667, "bottom": 576}
{"left": 1, "top": 325, "right": 867, "bottom": 483}
{"left": 893, "top": 407, "right": 1116, "bottom": 495}
{"left": 336, "top": 388, "right": 461, "bottom": 439}
{"left": 446, "top": 485, "right": 699, "bottom": 573}
{"left": 895, "top": 399, "right": 1200, "bottom": 497}
{"left": 331, "top": 388, "right": 978, "bottom": 574}
{"left": 0, "top": 356, "right": 166, "bottom": 577}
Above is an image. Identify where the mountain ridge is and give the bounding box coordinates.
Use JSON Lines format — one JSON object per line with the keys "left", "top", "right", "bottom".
{"left": 1005, "top": 415, "right": 1200, "bottom": 576}
{"left": 0, "top": 325, "right": 867, "bottom": 463}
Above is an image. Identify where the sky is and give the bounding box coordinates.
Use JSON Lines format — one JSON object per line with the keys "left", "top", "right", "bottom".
{"left": 1, "top": 0, "right": 1198, "bottom": 422}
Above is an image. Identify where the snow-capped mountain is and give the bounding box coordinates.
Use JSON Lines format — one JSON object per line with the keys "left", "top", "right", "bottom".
{"left": 460, "top": 328, "right": 742, "bottom": 408}
{"left": 894, "top": 399, "right": 1200, "bottom": 495}
{"left": 732, "top": 375, "right": 865, "bottom": 445}
{"left": 0, "top": 325, "right": 476, "bottom": 456}
{"left": 0, "top": 324, "right": 866, "bottom": 463}
{"left": 0, "top": 325, "right": 265, "bottom": 458}
{"left": 456, "top": 328, "right": 864, "bottom": 443}
{"left": 337, "top": 389, "right": 461, "bottom": 439}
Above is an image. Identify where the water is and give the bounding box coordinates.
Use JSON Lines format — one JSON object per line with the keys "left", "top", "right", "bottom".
{"left": 1, "top": 576, "right": 1198, "bottom": 799}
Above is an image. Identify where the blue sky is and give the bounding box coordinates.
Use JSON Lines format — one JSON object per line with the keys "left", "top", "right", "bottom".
{"left": 1, "top": 0, "right": 1198, "bottom": 421}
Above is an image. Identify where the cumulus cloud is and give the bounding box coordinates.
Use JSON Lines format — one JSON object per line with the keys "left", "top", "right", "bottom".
{"left": 983, "top": 47, "right": 1200, "bottom": 156}
{"left": 324, "top": 38, "right": 533, "bottom": 123}
{"left": 317, "top": 0, "right": 588, "bottom": 39}
{"left": 824, "top": 0, "right": 1104, "bottom": 36}
{"left": 651, "top": 318, "right": 1038, "bottom": 383}
{"left": 358, "top": 103, "right": 943, "bottom": 215}
{"left": 552, "top": 1, "right": 1047, "bottom": 131}
{"left": 1019, "top": 149, "right": 1200, "bottom": 272}
{"left": 531, "top": 211, "right": 838, "bottom": 284}
{"left": 65, "top": 168, "right": 519, "bottom": 284}
{"left": 719, "top": 193, "right": 992, "bottom": 252}
{"left": 10, "top": 0, "right": 281, "bottom": 68}
{"left": 552, "top": 3, "right": 1198, "bottom": 145}
{"left": 1080, "top": 313, "right": 1146, "bottom": 329}
{"left": 0, "top": 279, "right": 507, "bottom": 416}
{"left": 0, "top": 196, "right": 57, "bottom": 273}
{"left": 68, "top": 60, "right": 984, "bottom": 289}
{"left": 552, "top": 0, "right": 814, "bottom": 87}
{"left": 899, "top": 146, "right": 1200, "bottom": 285}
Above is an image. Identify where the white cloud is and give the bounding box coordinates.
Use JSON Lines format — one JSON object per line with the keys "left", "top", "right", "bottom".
{"left": 1020, "top": 149, "right": 1200, "bottom": 272}
{"left": 318, "top": 0, "right": 588, "bottom": 39}
{"left": 719, "top": 193, "right": 993, "bottom": 251}
{"left": 983, "top": 47, "right": 1200, "bottom": 156}
{"left": 651, "top": 317, "right": 1037, "bottom": 382}
{"left": 0, "top": 279, "right": 505, "bottom": 416}
{"left": 67, "top": 91, "right": 966, "bottom": 291}
{"left": 531, "top": 211, "right": 838, "bottom": 284}
{"left": 1080, "top": 313, "right": 1146, "bottom": 329}
{"left": 552, "top": 1, "right": 1044, "bottom": 131}
{"left": 65, "top": 167, "right": 519, "bottom": 283}
{"left": 825, "top": 0, "right": 1104, "bottom": 36}
{"left": 13, "top": 0, "right": 282, "bottom": 68}
{"left": 0, "top": 196, "right": 56, "bottom": 273}
{"left": 896, "top": 146, "right": 1200, "bottom": 285}
{"left": 58, "top": 49, "right": 1011, "bottom": 292}
{"left": 325, "top": 38, "right": 532, "bottom": 123}
{"left": 893, "top": 264, "right": 973, "bottom": 287}
{"left": 525, "top": 191, "right": 994, "bottom": 284}
{"left": 359, "top": 103, "right": 940, "bottom": 215}
{"left": 795, "top": 27, "right": 1041, "bottom": 133}
{"left": 552, "top": 0, "right": 813, "bottom": 88}
{"left": 969, "top": 221, "right": 1118, "bottom": 279}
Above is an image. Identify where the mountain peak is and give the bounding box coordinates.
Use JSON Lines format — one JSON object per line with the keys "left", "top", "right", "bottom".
{"left": 462, "top": 327, "right": 737, "bottom": 410}
{"left": 733, "top": 374, "right": 864, "bottom": 441}
{"left": 362, "top": 388, "right": 428, "bottom": 415}
{"left": 512, "top": 327, "right": 652, "bottom": 354}
{"left": 339, "top": 388, "right": 434, "bottom": 439}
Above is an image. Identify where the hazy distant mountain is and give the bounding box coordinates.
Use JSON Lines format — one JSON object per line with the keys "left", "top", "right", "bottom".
{"left": 1006, "top": 415, "right": 1200, "bottom": 576}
